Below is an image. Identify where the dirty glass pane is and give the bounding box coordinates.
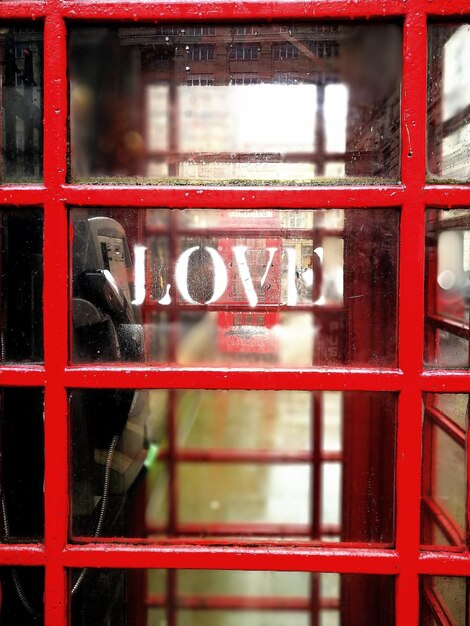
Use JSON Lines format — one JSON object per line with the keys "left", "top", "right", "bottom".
{"left": 435, "top": 429, "right": 466, "bottom": 530}
{"left": 0, "top": 26, "right": 43, "bottom": 182}
{"left": 0, "top": 567, "right": 44, "bottom": 625}
{"left": 428, "top": 24, "right": 470, "bottom": 182}
{"left": 69, "top": 23, "right": 402, "bottom": 184}
{"left": 0, "top": 209, "right": 43, "bottom": 363}
{"left": 420, "top": 576, "right": 466, "bottom": 626}
{"left": 0, "top": 387, "right": 44, "bottom": 542}
{"left": 322, "top": 463, "right": 341, "bottom": 526}
{"left": 424, "top": 208, "right": 470, "bottom": 368}
{"left": 70, "top": 207, "right": 398, "bottom": 367}
{"left": 178, "top": 462, "right": 310, "bottom": 526}
{"left": 434, "top": 393, "right": 468, "bottom": 430}
{"left": 70, "top": 569, "right": 394, "bottom": 626}
{"left": 176, "top": 390, "right": 310, "bottom": 451}
{"left": 421, "top": 393, "right": 468, "bottom": 548}
{"left": 70, "top": 389, "right": 396, "bottom": 544}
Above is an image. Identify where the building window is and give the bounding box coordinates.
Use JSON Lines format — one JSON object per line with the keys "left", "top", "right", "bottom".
{"left": 234, "top": 25, "right": 257, "bottom": 36}
{"left": 155, "top": 25, "right": 180, "bottom": 36}
{"left": 187, "top": 44, "right": 215, "bottom": 61}
{"left": 186, "top": 74, "right": 215, "bottom": 86}
{"left": 310, "top": 40, "right": 340, "bottom": 58}
{"left": 311, "top": 24, "right": 339, "bottom": 33}
{"left": 309, "top": 69, "right": 339, "bottom": 85}
{"left": 230, "top": 73, "right": 260, "bottom": 85}
{"left": 273, "top": 71, "right": 300, "bottom": 84}
{"left": 229, "top": 43, "right": 260, "bottom": 60}
{"left": 186, "top": 26, "right": 216, "bottom": 36}
{"left": 273, "top": 42, "right": 299, "bottom": 60}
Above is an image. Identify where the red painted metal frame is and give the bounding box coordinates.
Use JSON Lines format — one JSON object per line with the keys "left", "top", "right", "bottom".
{"left": 0, "top": 0, "right": 467, "bottom": 625}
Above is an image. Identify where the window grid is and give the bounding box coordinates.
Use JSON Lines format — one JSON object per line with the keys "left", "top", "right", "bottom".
{"left": 309, "top": 39, "right": 339, "bottom": 58}
{"left": 272, "top": 41, "right": 299, "bottom": 59}
{"left": 0, "top": 1, "right": 467, "bottom": 626}
{"left": 228, "top": 42, "right": 259, "bottom": 60}
{"left": 186, "top": 43, "right": 214, "bottom": 61}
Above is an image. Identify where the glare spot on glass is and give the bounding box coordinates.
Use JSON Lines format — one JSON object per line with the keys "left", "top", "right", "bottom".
{"left": 438, "top": 25, "right": 470, "bottom": 179}
{"left": 302, "top": 268, "right": 314, "bottom": 287}
{"left": 443, "top": 25, "right": 470, "bottom": 121}
{"left": 437, "top": 269, "right": 456, "bottom": 290}
{"left": 132, "top": 244, "right": 147, "bottom": 305}
{"left": 325, "top": 84, "right": 348, "bottom": 154}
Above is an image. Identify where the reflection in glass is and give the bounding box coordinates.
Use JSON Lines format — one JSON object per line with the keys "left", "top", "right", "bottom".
{"left": 0, "top": 26, "right": 43, "bottom": 182}
{"left": 425, "top": 208, "right": 470, "bottom": 368}
{"left": 70, "top": 568, "right": 395, "bottom": 626}
{"left": 428, "top": 23, "right": 470, "bottom": 181}
{"left": 70, "top": 389, "right": 396, "bottom": 544}
{"left": 428, "top": 24, "right": 470, "bottom": 181}
{"left": 70, "top": 207, "right": 399, "bottom": 367}
{"left": 0, "top": 209, "right": 43, "bottom": 363}
{"left": 421, "top": 393, "right": 468, "bottom": 549}
{"left": 69, "top": 23, "right": 401, "bottom": 183}
{"left": 420, "top": 576, "right": 466, "bottom": 626}
{"left": 0, "top": 568, "right": 44, "bottom": 625}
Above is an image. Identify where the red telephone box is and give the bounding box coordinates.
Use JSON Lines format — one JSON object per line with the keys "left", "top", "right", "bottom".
{"left": 0, "top": 2, "right": 469, "bottom": 626}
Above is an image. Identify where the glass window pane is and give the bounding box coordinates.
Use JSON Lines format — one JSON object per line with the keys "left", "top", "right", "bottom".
{"left": 421, "top": 394, "right": 468, "bottom": 548}
{"left": 69, "top": 23, "right": 402, "bottom": 184}
{"left": 0, "top": 388, "right": 44, "bottom": 541}
{"left": 425, "top": 329, "right": 468, "bottom": 368}
{"left": 425, "top": 208, "right": 470, "bottom": 368}
{"left": 0, "top": 567, "right": 44, "bottom": 625}
{"left": 322, "top": 392, "right": 342, "bottom": 451}
{"left": 70, "top": 207, "right": 399, "bottom": 367}
{"left": 0, "top": 26, "right": 43, "bottom": 182}
{"left": 321, "top": 463, "right": 341, "bottom": 526}
{"left": 177, "top": 570, "right": 309, "bottom": 597}
{"left": 321, "top": 611, "right": 340, "bottom": 626}
{"left": 0, "top": 209, "right": 43, "bottom": 363}
{"left": 420, "top": 576, "right": 466, "bottom": 626}
{"left": 178, "top": 462, "right": 310, "bottom": 526}
{"left": 70, "top": 389, "right": 396, "bottom": 544}
{"left": 428, "top": 24, "right": 470, "bottom": 182}
{"left": 435, "top": 429, "right": 466, "bottom": 530}
{"left": 177, "top": 390, "right": 310, "bottom": 451}
{"left": 433, "top": 393, "right": 469, "bottom": 430}
{"left": 70, "top": 569, "right": 395, "bottom": 626}
{"left": 434, "top": 577, "right": 466, "bottom": 626}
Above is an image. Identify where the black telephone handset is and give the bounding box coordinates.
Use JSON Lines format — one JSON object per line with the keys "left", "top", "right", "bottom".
{"left": 71, "top": 216, "right": 149, "bottom": 541}
{"left": 72, "top": 216, "right": 145, "bottom": 365}
{"left": 77, "top": 269, "right": 144, "bottom": 363}
{"left": 72, "top": 216, "right": 146, "bottom": 440}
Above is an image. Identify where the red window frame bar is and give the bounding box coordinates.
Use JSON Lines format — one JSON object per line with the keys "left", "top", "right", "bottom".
{"left": 0, "top": 0, "right": 469, "bottom": 624}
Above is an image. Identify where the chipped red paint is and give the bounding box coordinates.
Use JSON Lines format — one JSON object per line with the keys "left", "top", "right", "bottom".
{"left": 0, "top": 0, "right": 467, "bottom": 624}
